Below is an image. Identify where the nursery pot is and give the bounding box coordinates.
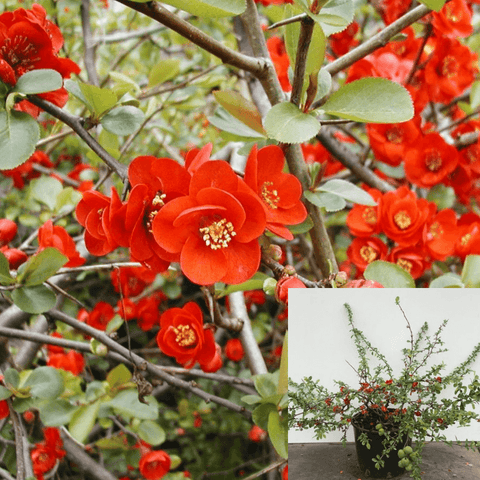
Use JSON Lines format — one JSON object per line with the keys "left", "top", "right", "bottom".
{"left": 352, "top": 411, "right": 411, "bottom": 478}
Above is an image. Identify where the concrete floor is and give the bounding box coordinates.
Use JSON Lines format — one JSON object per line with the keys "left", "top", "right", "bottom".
{"left": 289, "top": 442, "right": 480, "bottom": 480}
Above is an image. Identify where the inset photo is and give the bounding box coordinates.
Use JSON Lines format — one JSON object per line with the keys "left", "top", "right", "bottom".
{"left": 289, "top": 289, "right": 480, "bottom": 480}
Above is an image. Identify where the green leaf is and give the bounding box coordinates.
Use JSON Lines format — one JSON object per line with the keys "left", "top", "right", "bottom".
{"left": 106, "top": 364, "right": 132, "bottom": 389}
{"left": 0, "top": 111, "right": 39, "bottom": 170}
{"left": 208, "top": 107, "right": 266, "bottom": 140}
{"left": 418, "top": 0, "right": 446, "bottom": 11}
{"left": 315, "top": 68, "right": 332, "bottom": 102}
{"left": 241, "top": 394, "right": 262, "bottom": 405}
{"left": 252, "top": 403, "right": 276, "bottom": 431}
{"left": 159, "top": 0, "right": 246, "bottom": 17}
{"left": 106, "top": 390, "right": 159, "bottom": 420}
{"left": 137, "top": 420, "right": 166, "bottom": 446}
{"left": 30, "top": 176, "right": 63, "bottom": 210}
{"left": 470, "top": 81, "right": 480, "bottom": 110}
{"left": 12, "top": 69, "right": 63, "bottom": 95}
{"left": 315, "top": 179, "right": 377, "bottom": 205}
{"left": 17, "top": 248, "right": 68, "bottom": 286}
{"left": 304, "top": 190, "right": 346, "bottom": 212}
{"left": 55, "top": 187, "right": 83, "bottom": 215}
{"left": 106, "top": 314, "right": 124, "bottom": 334}
{"left": 100, "top": 106, "right": 145, "bottom": 135}
{"left": 38, "top": 399, "right": 78, "bottom": 426}
{"left": 148, "top": 59, "right": 181, "bottom": 88}
{"left": 429, "top": 273, "right": 464, "bottom": 288}
{"left": 321, "top": 78, "right": 413, "bottom": 123}
{"left": 4, "top": 368, "right": 19, "bottom": 389}
{"left": 0, "top": 386, "right": 12, "bottom": 401}
{"left": 95, "top": 435, "right": 130, "bottom": 450}
{"left": 254, "top": 373, "right": 277, "bottom": 398}
{"left": 22, "top": 367, "right": 64, "bottom": 399}
{"left": 215, "top": 272, "right": 269, "bottom": 298}
{"left": 11, "top": 285, "right": 56, "bottom": 314}
{"left": 0, "top": 252, "right": 14, "bottom": 285}
{"left": 364, "top": 260, "right": 415, "bottom": 288}
{"left": 78, "top": 83, "right": 118, "bottom": 117}
{"left": 461, "top": 255, "right": 480, "bottom": 288}
{"left": 374, "top": 161, "right": 405, "bottom": 179}
{"left": 288, "top": 215, "right": 314, "bottom": 234}
{"left": 268, "top": 410, "right": 288, "bottom": 459}
{"left": 213, "top": 90, "right": 266, "bottom": 135}
{"left": 264, "top": 102, "right": 321, "bottom": 144}
{"left": 427, "top": 185, "right": 456, "bottom": 210}
{"left": 69, "top": 400, "right": 101, "bottom": 444}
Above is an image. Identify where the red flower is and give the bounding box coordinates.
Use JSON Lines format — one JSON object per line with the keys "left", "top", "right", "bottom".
{"left": 156, "top": 302, "right": 217, "bottom": 370}
{"left": 0, "top": 400, "right": 9, "bottom": 419}
{"left": 152, "top": 160, "right": 266, "bottom": 285}
{"left": 379, "top": 186, "right": 433, "bottom": 246}
{"left": 111, "top": 155, "right": 191, "bottom": 272}
{"left": 347, "top": 236, "right": 388, "bottom": 273}
{"left": 138, "top": 450, "right": 171, "bottom": 480}
{"left": 283, "top": 465, "right": 288, "bottom": 480}
{"left": 0, "top": 219, "right": 17, "bottom": 247}
{"left": 0, "top": 4, "right": 80, "bottom": 117}
{"left": 388, "top": 246, "right": 429, "bottom": 279}
{"left": 346, "top": 188, "right": 382, "bottom": 237}
{"left": 266, "top": 36, "right": 291, "bottom": 92}
{"left": 76, "top": 188, "right": 122, "bottom": 256}
{"left": 116, "top": 298, "right": 137, "bottom": 321}
{"left": 136, "top": 295, "right": 163, "bottom": 331}
{"left": 275, "top": 275, "right": 306, "bottom": 305}
{"left": 110, "top": 266, "right": 156, "bottom": 297}
{"left": 330, "top": 22, "right": 359, "bottom": 56}
{"left": 431, "top": 0, "right": 473, "bottom": 38}
{"left": 404, "top": 133, "right": 459, "bottom": 188}
{"left": 248, "top": 425, "right": 267, "bottom": 442}
{"left": 255, "top": 0, "right": 293, "bottom": 4}
{"left": 225, "top": 338, "right": 244, "bottom": 362}
{"left": 244, "top": 145, "right": 307, "bottom": 240}
{"left": 87, "top": 302, "right": 115, "bottom": 331}
{"left": 423, "top": 208, "right": 457, "bottom": 261}
{"left": 373, "top": 0, "right": 412, "bottom": 25}
{"left": 455, "top": 217, "right": 480, "bottom": 260}
{"left": 367, "top": 120, "right": 422, "bottom": 167}
{"left": 201, "top": 343, "right": 223, "bottom": 373}
{"left": 47, "top": 350, "right": 85, "bottom": 376}
{"left": 31, "top": 427, "right": 66, "bottom": 480}
{"left": 1, "top": 150, "right": 53, "bottom": 189}
{"left": 37, "top": 220, "right": 86, "bottom": 267}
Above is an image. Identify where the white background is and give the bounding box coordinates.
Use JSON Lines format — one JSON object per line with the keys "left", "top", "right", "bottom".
{"left": 289, "top": 289, "right": 480, "bottom": 443}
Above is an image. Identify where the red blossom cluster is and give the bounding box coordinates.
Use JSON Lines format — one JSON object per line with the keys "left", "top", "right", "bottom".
{"left": 31, "top": 427, "right": 66, "bottom": 480}
{"left": 45, "top": 332, "right": 85, "bottom": 376}
{"left": 76, "top": 144, "right": 307, "bottom": 285}
{"left": 0, "top": 4, "right": 80, "bottom": 118}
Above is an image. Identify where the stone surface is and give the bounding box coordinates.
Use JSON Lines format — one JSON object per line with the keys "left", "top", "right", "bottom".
{"left": 289, "top": 442, "right": 480, "bottom": 480}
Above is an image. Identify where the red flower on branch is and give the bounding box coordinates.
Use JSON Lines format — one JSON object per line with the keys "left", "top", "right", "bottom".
{"left": 244, "top": 145, "right": 307, "bottom": 240}
{"left": 275, "top": 275, "right": 306, "bottom": 305}
{"left": 346, "top": 188, "right": 382, "bottom": 237}
{"left": 31, "top": 427, "right": 66, "bottom": 480}
{"left": 47, "top": 349, "right": 85, "bottom": 376}
{"left": 152, "top": 161, "right": 266, "bottom": 285}
{"left": 0, "top": 4, "right": 80, "bottom": 117}
{"left": 138, "top": 450, "right": 171, "bottom": 480}
{"left": 0, "top": 219, "right": 17, "bottom": 247}
{"left": 0, "top": 246, "right": 28, "bottom": 269}
{"left": 423, "top": 208, "right": 457, "bottom": 261}
{"left": 225, "top": 338, "right": 244, "bottom": 362}
{"left": 388, "top": 246, "right": 430, "bottom": 279}
{"left": 0, "top": 400, "right": 9, "bottom": 419}
{"left": 156, "top": 302, "right": 218, "bottom": 371}
{"left": 87, "top": 302, "right": 115, "bottom": 331}
{"left": 430, "top": 0, "right": 473, "bottom": 38}
{"left": 347, "top": 236, "right": 388, "bottom": 273}
{"left": 266, "top": 36, "right": 291, "bottom": 92}
{"left": 111, "top": 155, "right": 191, "bottom": 272}
{"left": 37, "top": 220, "right": 86, "bottom": 267}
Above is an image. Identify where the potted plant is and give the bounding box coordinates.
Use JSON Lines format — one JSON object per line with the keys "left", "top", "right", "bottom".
{"left": 289, "top": 297, "right": 480, "bottom": 479}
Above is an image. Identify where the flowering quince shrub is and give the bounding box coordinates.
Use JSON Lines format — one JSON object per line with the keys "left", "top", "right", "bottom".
{"left": 289, "top": 299, "right": 480, "bottom": 480}
{"left": 1, "top": 0, "right": 480, "bottom": 478}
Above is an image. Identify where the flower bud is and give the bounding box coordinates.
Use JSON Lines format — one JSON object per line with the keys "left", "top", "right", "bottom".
{"left": 0, "top": 219, "right": 17, "bottom": 247}
{"left": 334, "top": 271, "right": 348, "bottom": 286}
{"left": 283, "top": 265, "right": 296, "bottom": 276}
{"left": 275, "top": 275, "right": 306, "bottom": 305}
{"left": 1, "top": 247, "right": 28, "bottom": 270}
{"left": 269, "top": 245, "right": 284, "bottom": 262}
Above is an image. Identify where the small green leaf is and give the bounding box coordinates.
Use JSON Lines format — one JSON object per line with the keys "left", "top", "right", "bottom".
{"left": 213, "top": 90, "right": 266, "bottom": 135}
{"left": 38, "top": 399, "right": 78, "bottom": 426}
{"left": 288, "top": 215, "right": 314, "bottom": 235}
{"left": 31, "top": 176, "right": 63, "bottom": 210}
{"left": 461, "top": 255, "right": 480, "bottom": 288}
{"left": 137, "top": 420, "right": 166, "bottom": 446}
{"left": 268, "top": 410, "right": 288, "bottom": 459}
{"left": 241, "top": 394, "right": 262, "bottom": 405}
{"left": 426, "top": 185, "right": 456, "bottom": 210}
{"left": 159, "top": 0, "right": 246, "bottom": 17}
{"left": 418, "top": 0, "right": 446, "bottom": 11}
{"left": 315, "top": 179, "right": 377, "bottom": 205}
{"left": 0, "top": 252, "right": 14, "bottom": 285}
{"left": 13, "top": 69, "right": 63, "bottom": 95}
{"left": 169, "top": 455, "right": 182, "bottom": 470}
{"left": 252, "top": 403, "right": 276, "bottom": 431}
{"left": 22, "top": 367, "right": 64, "bottom": 399}
{"left": 0, "top": 386, "right": 12, "bottom": 401}
{"left": 100, "top": 106, "right": 145, "bottom": 135}
{"left": 106, "top": 314, "right": 124, "bottom": 334}
{"left": 0, "top": 111, "right": 39, "bottom": 170}
{"left": 148, "top": 59, "right": 181, "bottom": 88}
{"left": 364, "top": 260, "right": 415, "bottom": 288}
{"left": 95, "top": 435, "right": 130, "bottom": 450}
{"left": 11, "top": 285, "right": 57, "bottom": 313}
{"left": 208, "top": 107, "right": 266, "bottom": 139}
{"left": 254, "top": 373, "right": 277, "bottom": 398}
{"left": 215, "top": 272, "right": 269, "bottom": 298}
{"left": 429, "top": 273, "right": 464, "bottom": 288}
{"left": 79, "top": 83, "right": 118, "bottom": 117}
{"left": 106, "top": 364, "right": 132, "bottom": 389}
{"left": 16, "top": 248, "right": 68, "bottom": 286}
{"left": 304, "top": 190, "right": 346, "bottom": 212}
{"left": 321, "top": 78, "right": 413, "bottom": 123}
{"left": 315, "top": 68, "right": 332, "bottom": 102}
{"left": 4, "top": 368, "right": 19, "bottom": 389}
{"left": 264, "top": 102, "right": 321, "bottom": 144}
{"left": 106, "top": 390, "right": 159, "bottom": 420}
{"left": 69, "top": 400, "right": 101, "bottom": 444}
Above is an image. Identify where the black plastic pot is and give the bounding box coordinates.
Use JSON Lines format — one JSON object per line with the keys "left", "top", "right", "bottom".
{"left": 352, "top": 411, "right": 411, "bottom": 478}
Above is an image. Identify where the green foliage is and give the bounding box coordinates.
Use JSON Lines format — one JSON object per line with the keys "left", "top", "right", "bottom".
{"left": 0, "top": 110, "right": 39, "bottom": 170}
{"left": 364, "top": 260, "right": 416, "bottom": 288}
{"left": 159, "top": 0, "right": 246, "bottom": 17}
{"left": 16, "top": 248, "right": 68, "bottom": 286}
{"left": 418, "top": 0, "right": 447, "bottom": 11}
{"left": 0, "top": 252, "right": 14, "bottom": 285}
{"left": 461, "top": 255, "right": 480, "bottom": 287}
{"left": 11, "top": 284, "right": 57, "bottom": 314}
{"left": 12, "top": 69, "right": 63, "bottom": 95}
{"left": 320, "top": 78, "right": 414, "bottom": 123}
{"left": 101, "top": 106, "right": 145, "bottom": 136}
